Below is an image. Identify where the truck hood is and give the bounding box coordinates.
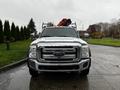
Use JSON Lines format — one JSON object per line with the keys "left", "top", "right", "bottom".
{"left": 31, "top": 37, "right": 87, "bottom": 46}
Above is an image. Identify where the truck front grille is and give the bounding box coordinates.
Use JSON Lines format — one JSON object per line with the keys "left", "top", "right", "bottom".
{"left": 37, "top": 46, "right": 80, "bottom": 62}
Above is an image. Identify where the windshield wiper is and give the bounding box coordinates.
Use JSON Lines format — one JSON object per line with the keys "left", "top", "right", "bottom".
{"left": 59, "top": 36, "right": 69, "bottom": 37}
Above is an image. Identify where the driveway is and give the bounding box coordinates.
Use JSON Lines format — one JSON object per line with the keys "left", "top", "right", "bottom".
{"left": 0, "top": 45, "right": 120, "bottom": 90}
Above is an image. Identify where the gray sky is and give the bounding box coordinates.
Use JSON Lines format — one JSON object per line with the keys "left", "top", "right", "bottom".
{"left": 0, "top": 0, "right": 120, "bottom": 32}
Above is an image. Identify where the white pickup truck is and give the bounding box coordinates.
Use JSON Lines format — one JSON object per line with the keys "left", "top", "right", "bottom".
{"left": 27, "top": 24, "right": 91, "bottom": 77}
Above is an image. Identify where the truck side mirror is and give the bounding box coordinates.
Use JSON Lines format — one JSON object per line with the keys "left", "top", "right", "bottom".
{"left": 39, "top": 33, "right": 42, "bottom": 38}
{"left": 77, "top": 32, "right": 80, "bottom": 38}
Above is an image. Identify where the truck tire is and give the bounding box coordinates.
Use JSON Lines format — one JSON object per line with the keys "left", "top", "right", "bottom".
{"left": 80, "top": 59, "right": 91, "bottom": 76}
{"left": 29, "top": 68, "right": 39, "bottom": 77}
{"left": 80, "top": 68, "right": 90, "bottom": 76}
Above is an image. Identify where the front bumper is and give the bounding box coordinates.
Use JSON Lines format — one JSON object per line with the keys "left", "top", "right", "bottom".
{"left": 28, "top": 58, "right": 91, "bottom": 72}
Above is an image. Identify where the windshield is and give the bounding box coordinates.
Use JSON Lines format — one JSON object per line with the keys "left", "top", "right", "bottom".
{"left": 41, "top": 28, "right": 78, "bottom": 38}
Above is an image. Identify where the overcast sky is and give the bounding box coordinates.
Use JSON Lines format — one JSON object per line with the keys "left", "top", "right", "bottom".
{"left": 0, "top": 0, "right": 120, "bottom": 32}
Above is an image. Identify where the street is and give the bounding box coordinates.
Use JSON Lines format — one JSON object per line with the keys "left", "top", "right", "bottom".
{"left": 0, "top": 45, "right": 120, "bottom": 90}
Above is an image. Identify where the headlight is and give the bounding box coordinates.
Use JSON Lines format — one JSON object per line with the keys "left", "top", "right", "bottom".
{"left": 81, "top": 45, "right": 89, "bottom": 58}
{"left": 29, "top": 45, "right": 37, "bottom": 58}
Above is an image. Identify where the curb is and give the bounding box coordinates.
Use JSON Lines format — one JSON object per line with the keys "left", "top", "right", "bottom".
{"left": 89, "top": 44, "right": 120, "bottom": 48}
{"left": 0, "top": 57, "right": 28, "bottom": 73}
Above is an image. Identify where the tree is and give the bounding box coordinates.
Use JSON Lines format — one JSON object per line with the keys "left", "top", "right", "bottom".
{"left": 0, "top": 20, "right": 4, "bottom": 43}
{"left": 20, "top": 26, "right": 25, "bottom": 40}
{"left": 27, "top": 18, "right": 36, "bottom": 33}
{"left": 15, "top": 26, "right": 20, "bottom": 40}
{"left": 11, "top": 22, "right": 16, "bottom": 41}
{"left": 26, "top": 27, "right": 30, "bottom": 39}
{"left": 23, "top": 26, "right": 27, "bottom": 39}
{"left": 4, "top": 20, "right": 11, "bottom": 41}
{"left": 24, "top": 26, "right": 30, "bottom": 39}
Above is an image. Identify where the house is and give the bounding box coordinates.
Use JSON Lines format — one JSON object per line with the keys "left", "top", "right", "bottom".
{"left": 77, "top": 30, "right": 89, "bottom": 38}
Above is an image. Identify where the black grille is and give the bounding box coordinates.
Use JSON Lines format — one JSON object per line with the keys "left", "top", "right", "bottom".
{"left": 38, "top": 65, "right": 79, "bottom": 70}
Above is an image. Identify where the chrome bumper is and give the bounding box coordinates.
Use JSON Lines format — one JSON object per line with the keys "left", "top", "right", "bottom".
{"left": 28, "top": 58, "right": 91, "bottom": 72}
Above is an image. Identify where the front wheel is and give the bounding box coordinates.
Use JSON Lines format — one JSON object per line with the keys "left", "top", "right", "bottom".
{"left": 80, "top": 68, "right": 90, "bottom": 76}
{"left": 29, "top": 68, "right": 39, "bottom": 77}
{"left": 80, "top": 59, "right": 91, "bottom": 76}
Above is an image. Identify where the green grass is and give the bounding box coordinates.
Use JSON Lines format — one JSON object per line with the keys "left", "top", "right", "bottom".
{"left": 0, "top": 39, "right": 31, "bottom": 68}
{"left": 87, "top": 38, "right": 120, "bottom": 47}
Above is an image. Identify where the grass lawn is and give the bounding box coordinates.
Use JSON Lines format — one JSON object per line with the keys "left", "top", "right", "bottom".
{"left": 87, "top": 38, "right": 120, "bottom": 47}
{"left": 0, "top": 39, "right": 31, "bottom": 68}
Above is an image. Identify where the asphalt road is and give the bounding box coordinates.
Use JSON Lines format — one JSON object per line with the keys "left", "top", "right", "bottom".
{"left": 0, "top": 45, "right": 120, "bottom": 90}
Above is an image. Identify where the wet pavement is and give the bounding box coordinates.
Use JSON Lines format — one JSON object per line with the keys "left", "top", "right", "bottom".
{"left": 0, "top": 45, "right": 120, "bottom": 90}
